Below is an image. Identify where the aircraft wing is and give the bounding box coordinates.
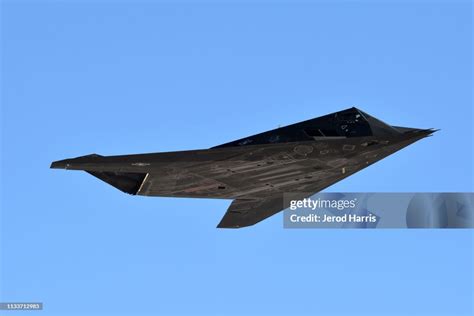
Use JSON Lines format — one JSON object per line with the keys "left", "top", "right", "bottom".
{"left": 217, "top": 197, "right": 285, "bottom": 228}
{"left": 215, "top": 131, "right": 433, "bottom": 228}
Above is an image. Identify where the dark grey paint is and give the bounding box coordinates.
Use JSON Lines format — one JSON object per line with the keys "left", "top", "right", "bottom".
{"left": 51, "top": 107, "right": 436, "bottom": 228}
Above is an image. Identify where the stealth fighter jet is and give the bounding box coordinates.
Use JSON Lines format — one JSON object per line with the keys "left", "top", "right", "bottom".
{"left": 51, "top": 107, "right": 435, "bottom": 228}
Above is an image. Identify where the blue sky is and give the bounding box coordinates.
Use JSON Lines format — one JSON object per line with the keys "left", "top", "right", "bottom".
{"left": 1, "top": 1, "right": 473, "bottom": 315}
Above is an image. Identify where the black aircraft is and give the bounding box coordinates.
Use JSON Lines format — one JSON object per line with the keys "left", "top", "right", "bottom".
{"left": 51, "top": 107, "right": 435, "bottom": 228}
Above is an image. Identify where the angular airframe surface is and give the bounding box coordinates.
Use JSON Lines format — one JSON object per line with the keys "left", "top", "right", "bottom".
{"left": 51, "top": 107, "right": 436, "bottom": 228}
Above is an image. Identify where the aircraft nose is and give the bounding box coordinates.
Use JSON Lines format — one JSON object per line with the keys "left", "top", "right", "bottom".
{"left": 391, "top": 126, "right": 439, "bottom": 136}
{"left": 407, "top": 128, "right": 439, "bottom": 137}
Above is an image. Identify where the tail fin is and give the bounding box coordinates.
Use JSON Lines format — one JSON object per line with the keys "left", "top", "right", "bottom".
{"left": 50, "top": 153, "right": 147, "bottom": 195}
{"left": 86, "top": 171, "right": 147, "bottom": 195}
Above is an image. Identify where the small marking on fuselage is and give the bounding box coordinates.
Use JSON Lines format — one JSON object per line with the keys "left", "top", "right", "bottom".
{"left": 132, "top": 162, "right": 150, "bottom": 167}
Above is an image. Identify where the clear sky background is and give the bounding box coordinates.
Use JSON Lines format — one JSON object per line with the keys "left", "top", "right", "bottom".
{"left": 1, "top": 1, "right": 473, "bottom": 316}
